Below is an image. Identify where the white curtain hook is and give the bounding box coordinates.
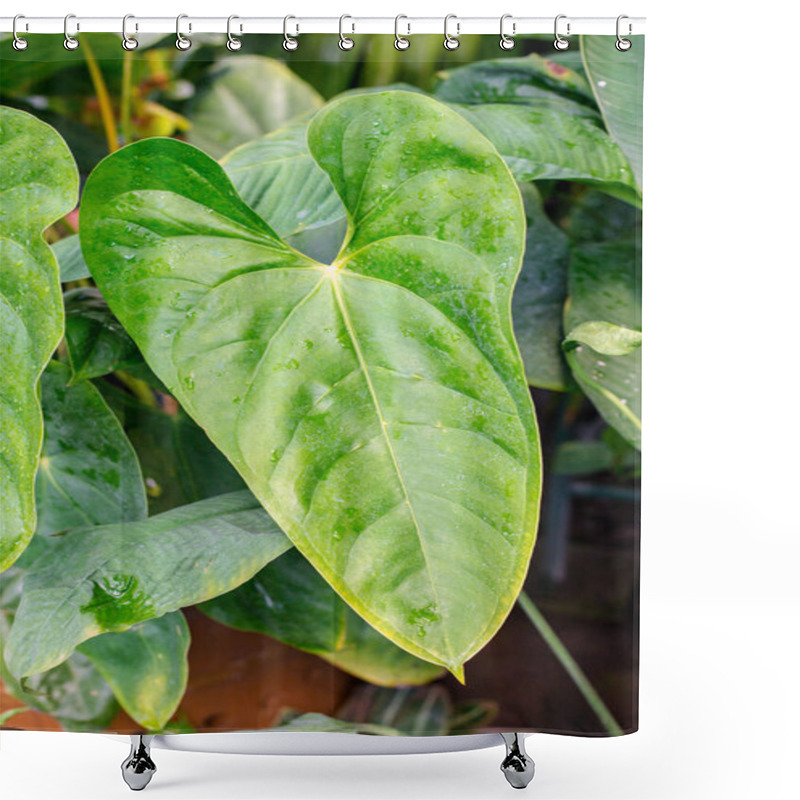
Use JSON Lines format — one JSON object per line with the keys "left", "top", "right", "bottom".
{"left": 500, "top": 14, "right": 516, "bottom": 51}
{"left": 12, "top": 14, "right": 28, "bottom": 51}
{"left": 554, "top": 14, "right": 570, "bottom": 51}
{"left": 339, "top": 14, "right": 355, "bottom": 51}
{"left": 394, "top": 15, "right": 410, "bottom": 51}
{"left": 122, "top": 14, "right": 139, "bottom": 51}
{"left": 175, "top": 14, "right": 192, "bottom": 51}
{"left": 283, "top": 15, "right": 299, "bottom": 51}
{"left": 227, "top": 15, "right": 243, "bottom": 51}
{"left": 616, "top": 15, "right": 633, "bottom": 51}
{"left": 64, "top": 13, "right": 79, "bottom": 51}
{"left": 444, "top": 14, "right": 460, "bottom": 51}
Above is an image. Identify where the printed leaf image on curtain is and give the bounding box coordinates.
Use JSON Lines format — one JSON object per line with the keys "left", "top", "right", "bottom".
{"left": 79, "top": 91, "right": 541, "bottom": 679}
{"left": 0, "top": 108, "right": 78, "bottom": 571}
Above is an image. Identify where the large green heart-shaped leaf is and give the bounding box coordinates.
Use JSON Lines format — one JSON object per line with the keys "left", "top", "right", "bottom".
{"left": 564, "top": 240, "right": 641, "bottom": 448}
{"left": 4, "top": 491, "right": 291, "bottom": 678}
{"left": 581, "top": 36, "right": 644, "bottom": 190}
{"left": 200, "top": 548, "right": 444, "bottom": 686}
{"left": 78, "top": 611, "right": 190, "bottom": 730}
{"left": 513, "top": 184, "right": 571, "bottom": 390}
{"left": 432, "top": 57, "right": 639, "bottom": 204}
{"left": 63, "top": 289, "right": 142, "bottom": 382}
{"left": 80, "top": 91, "right": 541, "bottom": 678}
{"left": 187, "top": 56, "right": 323, "bottom": 159}
{"left": 221, "top": 124, "right": 346, "bottom": 264}
{"left": 36, "top": 362, "right": 147, "bottom": 535}
{"left": 0, "top": 107, "right": 78, "bottom": 571}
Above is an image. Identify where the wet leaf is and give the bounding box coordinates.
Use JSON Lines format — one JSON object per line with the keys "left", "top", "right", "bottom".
{"left": 0, "top": 107, "right": 78, "bottom": 570}
{"left": 5, "top": 491, "right": 291, "bottom": 678}
{"left": 80, "top": 91, "right": 541, "bottom": 677}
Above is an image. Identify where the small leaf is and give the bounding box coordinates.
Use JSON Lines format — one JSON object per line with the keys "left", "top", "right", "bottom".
{"left": 565, "top": 320, "right": 642, "bottom": 356}
{"left": 581, "top": 35, "right": 644, "bottom": 189}
{"left": 513, "top": 184, "right": 571, "bottom": 390}
{"left": 0, "top": 107, "right": 78, "bottom": 570}
{"left": 63, "top": 288, "right": 142, "bottom": 381}
{"left": 187, "top": 56, "right": 323, "bottom": 159}
{"left": 200, "top": 548, "right": 445, "bottom": 686}
{"left": 35, "top": 362, "right": 147, "bottom": 536}
{"left": 273, "top": 711, "right": 399, "bottom": 736}
{"left": 78, "top": 611, "right": 190, "bottom": 730}
{"left": 53, "top": 235, "right": 90, "bottom": 282}
{"left": 564, "top": 241, "right": 641, "bottom": 448}
{"left": 5, "top": 491, "right": 291, "bottom": 678}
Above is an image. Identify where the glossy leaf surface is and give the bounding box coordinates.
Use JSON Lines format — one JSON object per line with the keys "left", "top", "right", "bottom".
{"left": 0, "top": 107, "right": 78, "bottom": 570}
{"left": 433, "top": 57, "right": 638, "bottom": 203}
{"left": 5, "top": 491, "right": 291, "bottom": 678}
{"left": 81, "top": 91, "right": 541, "bottom": 676}
{"left": 581, "top": 36, "right": 644, "bottom": 189}
{"left": 564, "top": 241, "right": 641, "bottom": 449}
{"left": 512, "top": 184, "right": 571, "bottom": 390}
{"left": 187, "top": 57, "right": 323, "bottom": 159}
{"left": 63, "top": 288, "right": 142, "bottom": 382}
{"left": 35, "top": 362, "right": 147, "bottom": 536}
{"left": 200, "top": 548, "right": 444, "bottom": 686}
{"left": 53, "top": 234, "right": 90, "bottom": 282}
{"left": 79, "top": 611, "right": 190, "bottom": 730}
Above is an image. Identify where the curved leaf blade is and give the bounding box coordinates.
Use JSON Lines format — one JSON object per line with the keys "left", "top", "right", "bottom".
{"left": 200, "top": 548, "right": 445, "bottom": 686}
{"left": 78, "top": 611, "right": 190, "bottom": 730}
{"left": 0, "top": 107, "right": 78, "bottom": 570}
{"left": 81, "top": 91, "right": 541, "bottom": 677}
{"left": 36, "top": 362, "right": 147, "bottom": 536}
{"left": 187, "top": 56, "right": 323, "bottom": 159}
{"left": 581, "top": 35, "right": 644, "bottom": 189}
{"left": 564, "top": 241, "right": 641, "bottom": 448}
{"left": 53, "top": 234, "right": 90, "bottom": 282}
{"left": 5, "top": 491, "right": 291, "bottom": 678}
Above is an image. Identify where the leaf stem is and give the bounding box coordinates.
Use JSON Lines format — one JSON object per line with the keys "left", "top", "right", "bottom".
{"left": 517, "top": 590, "right": 624, "bottom": 735}
{"left": 82, "top": 37, "right": 118, "bottom": 153}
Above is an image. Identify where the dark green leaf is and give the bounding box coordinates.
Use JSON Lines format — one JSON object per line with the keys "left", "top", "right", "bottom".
{"left": 81, "top": 91, "right": 541, "bottom": 678}
{"left": 338, "top": 684, "right": 451, "bottom": 736}
{"left": 0, "top": 107, "right": 78, "bottom": 570}
{"left": 53, "top": 235, "right": 90, "bottom": 282}
{"left": 35, "top": 362, "right": 147, "bottom": 536}
{"left": 200, "top": 548, "right": 444, "bottom": 686}
{"left": 5, "top": 491, "right": 292, "bottom": 678}
{"left": 513, "top": 184, "right": 571, "bottom": 390}
{"left": 273, "top": 711, "right": 399, "bottom": 736}
{"left": 560, "top": 189, "right": 640, "bottom": 245}
{"left": 564, "top": 241, "right": 641, "bottom": 448}
{"left": 79, "top": 611, "right": 190, "bottom": 730}
{"left": 63, "top": 288, "right": 142, "bottom": 381}
{"left": 187, "top": 56, "right": 323, "bottom": 159}
{"left": 581, "top": 35, "right": 645, "bottom": 189}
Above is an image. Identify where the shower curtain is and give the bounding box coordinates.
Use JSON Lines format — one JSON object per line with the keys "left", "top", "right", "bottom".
{"left": 0, "top": 28, "right": 643, "bottom": 741}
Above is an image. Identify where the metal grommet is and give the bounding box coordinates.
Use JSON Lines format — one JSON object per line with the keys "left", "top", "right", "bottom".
{"left": 64, "top": 13, "right": 79, "bottom": 51}
{"left": 283, "top": 15, "right": 298, "bottom": 51}
{"left": 338, "top": 14, "right": 355, "bottom": 50}
{"left": 616, "top": 14, "right": 632, "bottom": 51}
{"left": 554, "top": 14, "right": 570, "bottom": 51}
{"left": 394, "top": 15, "right": 410, "bottom": 51}
{"left": 121, "top": 14, "right": 138, "bottom": 50}
{"left": 499, "top": 14, "right": 515, "bottom": 50}
{"left": 12, "top": 14, "right": 28, "bottom": 51}
{"left": 443, "top": 14, "right": 460, "bottom": 50}
{"left": 175, "top": 14, "right": 192, "bottom": 51}
{"left": 227, "top": 15, "right": 242, "bottom": 51}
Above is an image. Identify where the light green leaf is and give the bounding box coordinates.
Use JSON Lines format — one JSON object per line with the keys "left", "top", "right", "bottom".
{"left": 581, "top": 35, "right": 645, "bottom": 189}
{"left": 63, "top": 288, "right": 142, "bottom": 382}
{"left": 187, "top": 56, "right": 323, "bottom": 159}
{"left": 200, "top": 548, "right": 445, "bottom": 686}
{"left": 564, "top": 241, "right": 641, "bottom": 448}
{"left": 78, "top": 611, "right": 190, "bottom": 730}
{"left": 0, "top": 540, "right": 118, "bottom": 732}
{"left": 53, "top": 235, "right": 90, "bottom": 282}
{"left": 5, "top": 491, "right": 292, "bottom": 678}
{"left": 81, "top": 91, "right": 541, "bottom": 677}
{"left": 565, "top": 320, "right": 642, "bottom": 356}
{"left": 433, "top": 56, "right": 639, "bottom": 203}
{"left": 0, "top": 107, "right": 79, "bottom": 571}
{"left": 513, "top": 184, "right": 571, "bottom": 390}
{"left": 35, "top": 362, "right": 147, "bottom": 536}
{"left": 221, "top": 123, "right": 346, "bottom": 264}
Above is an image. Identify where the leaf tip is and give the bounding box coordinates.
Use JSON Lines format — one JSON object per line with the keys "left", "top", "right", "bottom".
{"left": 449, "top": 663, "right": 466, "bottom": 685}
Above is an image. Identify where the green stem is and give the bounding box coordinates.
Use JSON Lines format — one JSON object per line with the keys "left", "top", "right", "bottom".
{"left": 82, "top": 36, "right": 118, "bottom": 153}
{"left": 115, "top": 370, "right": 157, "bottom": 408}
{"left": 517, "top": 591, "right": 624, "bottom": 735}
{"left": 121, "top": 48, "right": 134, "bottom": 146}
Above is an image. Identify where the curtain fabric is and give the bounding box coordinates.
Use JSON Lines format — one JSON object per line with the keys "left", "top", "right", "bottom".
{"left": 0, "top": 31, "right": 643, "bottom": 738}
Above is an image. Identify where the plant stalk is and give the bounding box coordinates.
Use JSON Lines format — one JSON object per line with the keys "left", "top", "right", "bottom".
{"left": 82, "top": 37, "right": 118, "bottom": 153}
{"left": 517, "top": 590, "right": 624, "bottom": 736}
